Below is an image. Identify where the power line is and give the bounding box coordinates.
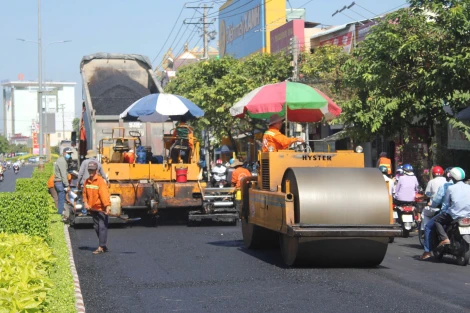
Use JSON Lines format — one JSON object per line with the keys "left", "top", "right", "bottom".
{"left": 151, "top": 5, "right": 185, "bottom": 65}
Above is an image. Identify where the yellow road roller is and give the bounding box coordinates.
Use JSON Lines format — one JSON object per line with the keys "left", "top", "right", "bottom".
{"left": 240, "top": 148, "right": 402, "bottom": 266}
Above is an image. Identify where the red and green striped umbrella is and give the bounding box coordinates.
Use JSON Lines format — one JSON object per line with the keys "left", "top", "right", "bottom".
{"left": 230, "top": 81, "right": 341, "bottom": 122}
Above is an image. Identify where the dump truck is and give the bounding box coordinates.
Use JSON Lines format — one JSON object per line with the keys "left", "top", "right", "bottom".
{"left": 70, "top": 53, "right": 238, "bottom": 226}
{"left": 240, "top": 145, "right": 403, "bottom": 266}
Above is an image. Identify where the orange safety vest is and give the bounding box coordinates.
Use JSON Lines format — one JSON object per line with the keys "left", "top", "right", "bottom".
{"left": 378, "top": 157, "right": 392, "bottom": 175}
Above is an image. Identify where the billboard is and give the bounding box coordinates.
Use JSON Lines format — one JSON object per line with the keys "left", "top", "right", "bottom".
{"left": 319, "top": 24, "right": 356, "bottom": 53}
{"left": 270, "top": 20, "right": 305, "bottom": 54}
{"left": 219, "top": 0, "right": 265, "bottom": 58}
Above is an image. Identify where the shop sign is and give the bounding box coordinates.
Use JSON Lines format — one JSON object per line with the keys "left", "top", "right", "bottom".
{"left": 219, "top": 0, "right": 265, "bottom": 58}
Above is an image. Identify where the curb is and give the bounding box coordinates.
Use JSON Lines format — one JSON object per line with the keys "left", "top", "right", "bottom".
{"left": 64, "top": 225, "right": 86, "bottom": 313}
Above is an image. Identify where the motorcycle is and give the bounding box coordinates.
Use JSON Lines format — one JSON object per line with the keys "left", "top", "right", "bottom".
{"left": 0, "top": 172, "right": 3, "bottom": 182}
{"left": 432, "top": 215, "right": 470, "bottom": 266}
{"left": 393, "top": 201, "right": 419, "bottom": 238}
{"left": 13, "top": 165, "right": 19, "bottom": 174}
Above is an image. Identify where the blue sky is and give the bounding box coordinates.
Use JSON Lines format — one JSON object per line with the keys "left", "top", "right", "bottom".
{"left": 0, "top": 0, "right": 408, "bottom": 117}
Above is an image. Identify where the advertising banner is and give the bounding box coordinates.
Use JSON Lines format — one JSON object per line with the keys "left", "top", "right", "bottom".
{"left": 219, "top": 0, "right": 265, "bottom": 58}
{"left": 320, "top": 31, "right": 353, "bottom": 51}
{"left": 270, "top": 20, "right": 305, "bottom": 54}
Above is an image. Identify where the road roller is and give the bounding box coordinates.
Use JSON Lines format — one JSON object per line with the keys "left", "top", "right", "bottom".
{"left": 240, "top": 148, "right": 403, "bottom": 266}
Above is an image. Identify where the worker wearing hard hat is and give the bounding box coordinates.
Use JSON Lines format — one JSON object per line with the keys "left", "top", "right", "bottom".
{"left": 230, "top": 159, "right": 251, "bottom": 188}
{"left": 262, "top": 114, "right": 304, "bottom": 152}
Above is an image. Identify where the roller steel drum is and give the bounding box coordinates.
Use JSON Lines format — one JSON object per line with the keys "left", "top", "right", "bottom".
{"left": 280, "top": 167, "right": 390, "bottom": 266}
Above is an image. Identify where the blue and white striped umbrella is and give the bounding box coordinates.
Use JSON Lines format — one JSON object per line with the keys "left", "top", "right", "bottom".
{"left": 119, "top": 93, "right": 204, "bottom": 122}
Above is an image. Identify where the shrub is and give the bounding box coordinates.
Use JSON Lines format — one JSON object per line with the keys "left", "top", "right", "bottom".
{"left": 46, "top": 214, "right": 76, "bottom": 313}
{"left": 0, "top": 192, "right": 51, "bottom": 239}
{"left": 0, "top": 233, "right": 54, "bottom": 312}
{"left": 16, "top": 178, "right": 49, "bottom": 193}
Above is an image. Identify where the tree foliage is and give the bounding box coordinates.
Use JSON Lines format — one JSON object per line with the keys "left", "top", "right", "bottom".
{"left": 300, "top": 45, "right": 353, "bottom": 116}
{"left": 164, "top": 53, "right": 292, "bottom": 151}
{"left": 0, "top": 135, "right": 9, "bottom": 153}
{"left": 341, "top": 1, "right": 470, "bottom": 143}
{"left": 72, "top": 117, "right": 80, "bottom": 135}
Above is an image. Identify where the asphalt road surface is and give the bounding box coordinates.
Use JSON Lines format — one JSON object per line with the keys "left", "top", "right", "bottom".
{"left": 70, "top": 222, "right": 470, "bottom": 313}
{"left": 0, "top": 164, "right": 35, "bottom": 192}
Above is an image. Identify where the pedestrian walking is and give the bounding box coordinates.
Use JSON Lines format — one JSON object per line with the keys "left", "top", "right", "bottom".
{"left": 83, "top": 161, "right": 111, "bottom": 254}
{"left": 54, "top": 147, "right": 73, "bottom": 217}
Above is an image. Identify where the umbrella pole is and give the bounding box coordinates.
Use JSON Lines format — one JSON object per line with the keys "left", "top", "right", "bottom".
{"left": 285, "top": 106, "right": 289, "bottom": 138}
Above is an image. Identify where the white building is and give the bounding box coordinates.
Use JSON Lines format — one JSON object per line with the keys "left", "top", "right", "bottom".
{"left": 1, "top": 80, "right": 76, "bottom": 146}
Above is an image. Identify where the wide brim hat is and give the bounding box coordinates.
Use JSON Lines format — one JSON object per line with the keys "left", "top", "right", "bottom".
{"left": 85, "top": 150, "right": 97, "bottom": 158}
{"left": 231, "top": 160, "right": 244, "bottom": 168}
{"left": 268, "top": 114, "right": 285, "bottom": 126}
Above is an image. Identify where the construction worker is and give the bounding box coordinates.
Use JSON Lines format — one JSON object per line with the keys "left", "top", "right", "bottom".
{"left": 54, "top": 147, "right": 73, "bottom": 216}
{"left": 77, "top": 150, "right": 107, "bottom": 188}
{"left": 262, "top": 114, "right": 303, "bottom": 152}
{"left": 47, "top": 174, "right": 59, "bottom": 209}
{"left": 83, "top": 161, "right": 111, "bottom": 254}
{"left": 171, "top": 117, "right": 194, "bottom": 163}
{"left": 230, "top": 159, "right": 251, "bottom": 188}
{"left": 377, "top": 152, "right": 392, "bottom": 175}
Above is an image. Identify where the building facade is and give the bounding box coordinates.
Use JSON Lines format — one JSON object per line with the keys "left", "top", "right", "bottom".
{"left": 1, "top": 81, "right": 76, "bottom": 148}
{"left": 218, "top": 0, "right": 286, "bottom": 59}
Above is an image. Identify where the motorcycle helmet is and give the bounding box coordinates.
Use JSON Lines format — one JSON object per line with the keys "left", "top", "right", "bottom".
{"left": 403, "top": 164, "right": 413, "bottom": 173}
{"left": 450, "top": 167, "right": 465, "bottom": 181}
{"left": 396, "top": 166, "right": 404, "bottom": 175}
{"left": 444, "top": 167, "right": 453, "bottom": 178}
{"left": 379, "top": 165, "right": 388, "bottom": 174}
{"left": 216, "top": 159, "right": 223, "bottom": 165}
{"left": 431, "top": 165, "right": 444, "bottom": 176}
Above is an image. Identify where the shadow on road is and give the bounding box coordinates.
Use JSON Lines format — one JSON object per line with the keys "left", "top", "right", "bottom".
{"left": 399, "top": 243, "right": 423, "bottom": 250}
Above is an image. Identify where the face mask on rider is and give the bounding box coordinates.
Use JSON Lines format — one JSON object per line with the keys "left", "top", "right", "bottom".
{"left": 65, "top": 154, "right": 71, "bottom": 160}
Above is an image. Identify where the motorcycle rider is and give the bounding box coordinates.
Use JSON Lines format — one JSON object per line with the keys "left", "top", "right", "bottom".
{"left": 425, "top": 166, "right": 446, "bottom": 198}
{"left": 434, "top": 167, "right": 470, "bottom": 247}
{"left": 420, "top": 167, "right": 454, "bottom": 260}
{"left": 377, "top": 152, "right": 392, "bottom": 175}
{"left": 211, "top": 159, "right": 227, "bottom": 187}
{"left": 394, "top": 164, "right": 419, "bottom": 223}
{"left": 394, "top": 164, "right": 419, "bottom": 203}
{"left": 379, "top": 165, "right": 393, "bottom": 195}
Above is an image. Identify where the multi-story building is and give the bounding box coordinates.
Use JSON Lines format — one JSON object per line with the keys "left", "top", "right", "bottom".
{"left": 1, "top": 80, "right": 76, "bottom": 147}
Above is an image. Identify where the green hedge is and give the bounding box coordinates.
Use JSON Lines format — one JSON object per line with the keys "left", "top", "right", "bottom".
{"left": 46, "top": 214, "right": 76, "bottom": 313}
{"left": 0, "top": 192, "right": 51, "bottom": 239}
{"left": 16, "top": 178, "right": 49, "bottom": 193}
{"left": 0, "top": 233, "right": 54, "bottom": 312}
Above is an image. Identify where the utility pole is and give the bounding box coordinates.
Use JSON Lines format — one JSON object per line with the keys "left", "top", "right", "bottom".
{"left": 184, "top": 3, "right": 215, "bottom": 60}
{"left": 38, "top": 0, "right": 44, "bottom": 167}
{"left": 289, "top": 36, "right": 299, "bottom": 82}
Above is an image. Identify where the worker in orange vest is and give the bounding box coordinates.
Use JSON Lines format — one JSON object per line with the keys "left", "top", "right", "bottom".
{"left": 262, "top": 114, "right": 304, "bottom": 152}
{"left": 377, "top": 152, "right": 392, "bottom": 175}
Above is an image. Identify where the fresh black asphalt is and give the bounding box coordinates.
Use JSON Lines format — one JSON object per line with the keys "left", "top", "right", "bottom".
{"left": 2, "top": 167, "right": 469, "bottom": 312}
{"left": 69, "top": 222, "right": 470, "bottom": 313}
